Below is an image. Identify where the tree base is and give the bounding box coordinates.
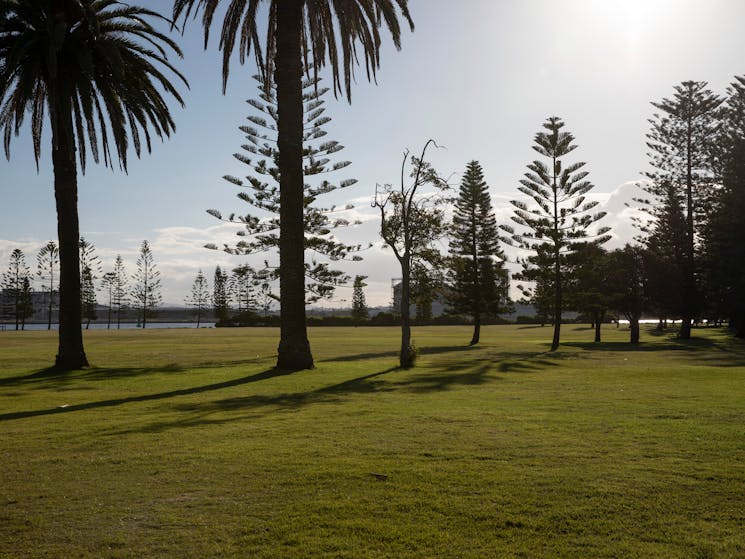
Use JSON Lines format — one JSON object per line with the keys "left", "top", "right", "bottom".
{"left": 276, "top": 339, "right": 314, "bottom": 371}
{"left": 54, "top": 352, "right": 89, "bottom": 371}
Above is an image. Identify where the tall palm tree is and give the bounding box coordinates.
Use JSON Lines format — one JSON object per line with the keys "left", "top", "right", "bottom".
{"left": 173, "top": 0, "right": 413, "bottom": 371}
{"left": 0, "top": 0, "right": 187, "bottom": 369}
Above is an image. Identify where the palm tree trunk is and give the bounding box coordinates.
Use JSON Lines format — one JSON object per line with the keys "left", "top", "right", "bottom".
{"left": 51, "top": 90, "right": 88, "bottom": 370}
{"left": 275, "top": 0, "right": 313, "bottom": 371}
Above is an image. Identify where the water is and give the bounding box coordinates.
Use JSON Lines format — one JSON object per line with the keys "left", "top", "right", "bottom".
{"left": 1, "top": 322, "right": 216, "bottom": 331}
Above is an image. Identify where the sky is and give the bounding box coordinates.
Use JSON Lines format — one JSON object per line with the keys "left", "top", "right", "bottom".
{"left": 2, "top": 0, "right": 745, "bottom": 307}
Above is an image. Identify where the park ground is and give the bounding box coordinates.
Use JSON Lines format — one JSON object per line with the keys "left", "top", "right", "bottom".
{"left": 1, "top": 324, "right": 744, "bottom": 558}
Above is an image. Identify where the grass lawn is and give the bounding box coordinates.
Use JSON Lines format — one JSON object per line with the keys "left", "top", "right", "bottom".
{"left": 1, "top": 324, "right": 744, "bottom": 558}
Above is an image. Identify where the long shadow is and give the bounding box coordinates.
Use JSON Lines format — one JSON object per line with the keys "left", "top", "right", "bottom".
{"left": 562, "top": 335, "right": 745, "bottom": 367}
{"left": 0, "top": 356, "right": 275, "bottom": 388}
{"left": 562, "top": 337, "right": 719, "bottom": 352}
{"left": 324, "top": 344, "right": 478, "bottom": 363}
{"left": 0, "top": 367, "right": 291, "bottom": 422}
{"left": 127, "top": 363, "right": 502, "bottom": 434}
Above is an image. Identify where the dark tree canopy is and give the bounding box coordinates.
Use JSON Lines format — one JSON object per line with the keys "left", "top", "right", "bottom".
{"left": 351, "top": 275, "right": 369, "bottom": 324}
{"left": 446, "top": 160, "right": 509, "bottom": 345}
{"left": 642, "top": 81, "right": 722, "bottom": 338}
{"left": 702, "top": 76, "right": 745, "bottom": 336}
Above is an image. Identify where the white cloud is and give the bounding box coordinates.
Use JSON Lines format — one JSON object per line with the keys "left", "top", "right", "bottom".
{"left": 0, "top": 180, "right": 651, "bottom": 308}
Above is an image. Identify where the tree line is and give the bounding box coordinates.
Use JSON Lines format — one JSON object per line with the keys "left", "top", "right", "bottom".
{"left": 2, "top": 2, "right": 743, "bottom": 372}
{"left": 1, "top": 239, "right": 162, "bottom": 330}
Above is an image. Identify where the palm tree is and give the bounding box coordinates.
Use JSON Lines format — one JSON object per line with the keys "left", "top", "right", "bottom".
{"left": 172, "top": 0, "right": 413, "bottom": 371}
{"left": 0, "top": 0, "right": 187, "bottom": 369}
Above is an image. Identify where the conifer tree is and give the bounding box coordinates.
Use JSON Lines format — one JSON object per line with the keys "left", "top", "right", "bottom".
{"left": 501, "top": 117, "right": 610, "bottom": 351}
{"left": 186, "top": 270, "right": 210, "bottom": 328}
{"left": 446, "top": 161, "right": 509, "bottom": 344}
{"left": 131, "top": 241, "right": 162, "bottom": 328}
{"left": 351, "top": 275, "right": 369, "bottom": 325}
{"left": 111, "top": 256, "right": 129, "bottom": 329}
{"left": 702, "top": 76, "right": 745, "bottom": 336}
{"left": 212, "top": 266, "right": 230, "bottom": 323}
{"left": 643, "top": 81, "right": 722, "bottom": 338}
{"left": 638, "top": 182, "right": 688, "bottom": 327}
{"left": 36, "top": 241, "right": 59, "bottom": 330}
{"left": 19, "top": 276, "right": 33, "bottom": 330}
{"left": 79, "top": 238, "right": 101, "bottom": 329}
{"left": 207, "top": 76, "right": 365, "bottom": 308}
{"left": 2, "top": 249, "right": 32, "bottom": 330}
{"left": 230, "top": 264, "right": 259, "bottom": 314}
{"left": 100, "top": 272, "right": 116, "bottom": 330}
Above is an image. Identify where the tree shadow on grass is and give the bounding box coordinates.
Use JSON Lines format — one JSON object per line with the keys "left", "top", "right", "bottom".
{"left": 562, "top": 334, "right": 745, "bottom": 367}
{"left": 0, "top": 346, "right": 583, "bottom": 430}
{"left": 118, "top": 362, "right": 505, "bottom": 433}
{"left": 324, "top": 344, "right": 478, "bottom": 363}
{"left": 0, "top": 356, "right": 275, "bottom": 388}
{"left": 0, "top": 367, "right": 292, "bottom": 422}
{"left": 130, "top": 349, "right": 571, "bottom": 433}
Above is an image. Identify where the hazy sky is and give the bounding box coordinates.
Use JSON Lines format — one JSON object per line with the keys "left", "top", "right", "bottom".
{"left": 2, "top": 0, "right": 745, "bottom": 307}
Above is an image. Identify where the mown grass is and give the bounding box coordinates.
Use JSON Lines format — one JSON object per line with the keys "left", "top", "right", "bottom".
{"left": 1, "top": 324, "right": 744, "bottom": 558}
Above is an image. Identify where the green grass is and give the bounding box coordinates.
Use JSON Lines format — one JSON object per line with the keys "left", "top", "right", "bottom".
{"left": 1, "top": 324, "right": 744, "bottom": 558}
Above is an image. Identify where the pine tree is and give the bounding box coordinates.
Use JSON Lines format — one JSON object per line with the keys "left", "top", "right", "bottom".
{"left": 111, "top": 256, "right": 129, "bottom": 330}
{"left": 207, "top": 76, "right": 365, "bottom": 306}
{"left": 185, "top": 270, "right": 210, "bottom": 328}
{"left": 131, "top": 241, "right": 162, "bottom": 328}
{"left": 640, "top": 182, "right": 687, "bottom": 327}
{"left": 501, "top": 117, "right": 610, "bottom": 351}
{"left": 36, "top": 241, "right": 59, "bottom": 330}
{"left": 100, "top": 272, "right": 116, "bottom": 330}
{"left": 230, "top": 264, "right": 259, "bottom": 314}
{"left": 79, "top": 238, "right": 101, "bottom": 329}
{"left": 351, "top": 275, "right": 369, "bottom": 325}
{"left": 2, "top": 249, "right": 32, "bottom": 330}
{"left": 643, "top": 81, "right": 722, "bottom": 338}
{"left": 212, "top": 266, "right": 230, "bottom": 323}
{"left": 446, "top": 161, "right": 509, "bottom": 345}
{"left": 19, "top": 276, "right": 33, "bottom": 330}
{"left": 702, "top": 76, "right": 745, "bottom": 336}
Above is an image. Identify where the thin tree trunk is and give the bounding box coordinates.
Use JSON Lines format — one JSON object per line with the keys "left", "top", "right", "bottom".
{"left": 470, "top": 313, "right": 481, "bottom": 346}
{"left": 594, "top": 311, "right": 602, "bottom": 343}
{"left": 47, "top": 275, "right": 53, "bottom": 330}
{"left": 550, "top": 155, "right": 561, "bottom": 352}
{"left": 51, "top": 88, "right": 88, "bottom": 369}
{"left": 275, "top": 0, "right": 313, "bottom": 371}
{"left": 679, "top": 121, "right": 695, "bottom": 340}
{"left": 400, "top": 259, "right": 413, "bottom": 367}
{"left": 551, "top": 249, "right": 561, "bottom": 351}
